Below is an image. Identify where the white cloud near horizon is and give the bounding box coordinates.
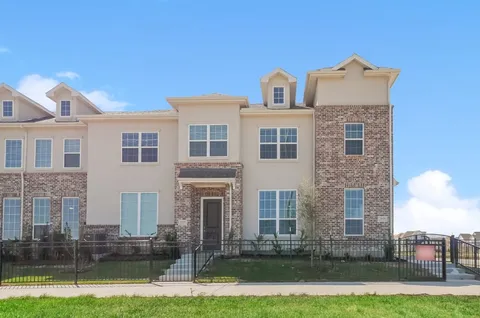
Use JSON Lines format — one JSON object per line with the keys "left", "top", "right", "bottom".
{"left": 56, "top": 71, "right": 80, "bottom": 80}
{"left": 0, "top": 47, "right": 11, "bottom": 53}
{"left": 16, "top": 74, "right": 128, "bottom": 111}
{"left": 395, "top": 170, "right": 480, "bottom": 235}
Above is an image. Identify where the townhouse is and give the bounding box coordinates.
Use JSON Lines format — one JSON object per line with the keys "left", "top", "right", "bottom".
{"left": 0, "top": 54, "right": 400, "bottom": 247}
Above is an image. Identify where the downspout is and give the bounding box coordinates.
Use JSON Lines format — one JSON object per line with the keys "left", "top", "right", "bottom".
{"left": 21, "top": 126, "right": 27, "bottom": 240}
{"left": 312, "top": 100, "right": 317, "bottom": 236}
{"left": 387, "top": 82, "right": 394, "bottom": 237}
{"left": 229, "top": 182, "right": 232, "bottom": 231}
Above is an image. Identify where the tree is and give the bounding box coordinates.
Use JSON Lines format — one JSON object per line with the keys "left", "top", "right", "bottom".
{"left": 297, "top": 178, "right": 316, "bottom": 267}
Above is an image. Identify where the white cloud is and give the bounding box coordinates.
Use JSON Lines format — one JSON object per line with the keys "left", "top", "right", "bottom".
{"left": 0, "top": 47, "right": 10, "bottom": 53}
{"left": 16, "top": 74, "right": 128, "bottom": 112}
{"left": 395, "top": 170, "right": 480, "bottom": 235}
{"left": 56, "top": 71, "right": 80, "bottom": 80}
{"left": 17, "top": 74, "right": 58, "bottom": 110}
{"left": 81, "top": 90, "right": 128, "bottom": 111}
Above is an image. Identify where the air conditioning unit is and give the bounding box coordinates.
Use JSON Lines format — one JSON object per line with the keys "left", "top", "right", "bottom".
{"left": 83, "top": 233, "right": 108, "bottom": 254}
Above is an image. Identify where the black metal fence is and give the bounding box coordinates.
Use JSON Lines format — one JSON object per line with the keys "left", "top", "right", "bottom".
{"left": 194, "top": 238, "right": 447, "bottom": 282}
{"left": 452, "top": 238, "right": 480, "bottom": 276}
{"left": 0, "top": 240, "right": 193, "bottom": 285}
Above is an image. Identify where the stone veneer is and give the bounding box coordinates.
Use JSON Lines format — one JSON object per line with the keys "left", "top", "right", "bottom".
{"left": 174, "top": 162, "right": 243, "bottom": 244}
{"left": 315, "top": 105, "right": 392, "bottom": 239}
{"left": 81, "top": 224, "right": 175, "bottom": 241}
{"left": 0, "top": 173, "right": 87, "bottom": 240}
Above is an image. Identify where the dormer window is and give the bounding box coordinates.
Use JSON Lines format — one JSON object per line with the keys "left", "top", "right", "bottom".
{"left": 2, "top": 101, "right": 13, "bottom": 117}
{"left": 60, "top": 101, "right": 71, "bottom": 117}
{"left": 273, "top": 87, "right": 285, "bottom": 105}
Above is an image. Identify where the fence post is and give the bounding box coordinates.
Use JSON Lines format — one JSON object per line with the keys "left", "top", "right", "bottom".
{"left": 192, "top": 246, "right": 197, "bottom": 282}
{"left": 475, "top": 238, "right": 478, "bottom": 270}
{"left": 441, "top": 238, "right": 447, "bottom": 281}
{"left": 397, "top": 238, "right": 401, "bottom": 281}
{"left": 450, "top": 235, "right": 455, "bottom": 264}
{"left": 149, "top": 238, "right": 153, "bottom": 283}
{"left": 74, "top": 240, "right": 78, "bottom": 285}
{"left": 0, "top": 240, "right": 3, "bottom": 286}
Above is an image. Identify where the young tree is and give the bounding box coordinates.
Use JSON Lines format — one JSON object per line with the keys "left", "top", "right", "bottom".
{"left": 297, "top": 178, "right": 316, "bottom": 267}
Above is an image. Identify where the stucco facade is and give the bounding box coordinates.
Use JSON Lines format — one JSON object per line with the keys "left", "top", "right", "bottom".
{"left": 0, "top": 54, "right": 400, "bottom": 244}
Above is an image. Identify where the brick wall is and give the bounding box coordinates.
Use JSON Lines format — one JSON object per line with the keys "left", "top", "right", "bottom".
{"left": 0, "top": 172, "right": 87, "bottom": 240}
{"left": 315, "top": 105, "right": 392, "bottom": 239}
{"left": 174, "top": 162, "right": 243, "bottom": 244}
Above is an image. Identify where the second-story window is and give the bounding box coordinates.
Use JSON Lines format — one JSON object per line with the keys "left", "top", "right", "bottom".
{"left": 345, "top": 123, "right": 364, "bottom": 155}
{"left": 189, "top": 124, "right": 228, "bottom": 157}
{"left": 5, "top": 139, "right": 23, "bottom": 168}
{"left": 273, "top": 87, "right": 285, "bottom": 105}
{"left": 260, "top": 128, "right": 297, "bottom": 160}
{"left": 35, "top": 139, "right": 53, "bottom": 168}
{"left": 60, "top": 101, "right": 71, "bottom": 117}
{"left": 64, "top": 139, "right": 81, "bottom": 168}
{"left": 121, "top": 132, "right": 158, "bottom": 163}
{"left": 2, "top": 101, "right": 13, "bottom": 117}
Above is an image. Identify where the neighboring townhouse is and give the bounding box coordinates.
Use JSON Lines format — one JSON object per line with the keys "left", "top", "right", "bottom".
{"left": 458, "top": 233, "right": 473, "bottom": 243}
{"left": 0, "top": 54, "right": 400, "bottom": 247}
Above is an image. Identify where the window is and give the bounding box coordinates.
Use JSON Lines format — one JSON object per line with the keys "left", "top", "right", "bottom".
{"left": 259, "top": 190, "right": 296, "bottom": 235}
{"left": 5, "top": 139, "right": 23, "bottom": 168}
{"left": 62, "top": 198, "right": 79, "bottom": 239}
{"left": 345, "top": 189, "right": 364, "bottom": 236}
{"left": 35, "top": 139, "right": 52, "bottom": 168}
{"left": 60, "top": 101, "right": 71, "bottom": 117}
{"left": 64, "top": 139, "right": 81, "bottom": 168}
{"left": 120, "top": 193, "right": 157, "bottom": 236}
{"left": 33, "top": 198, "right": 51, "bottom": 240}
{"left": 345, "top": 123, "right": 364, "bottom": 155}
{"left": 2, "top": 198, "right": 21, "bottom": 240}
{"left": 121, "top": 132, "right": 158, "bottom": 163}
{"left": 273, "top": 87, "right": 285, "bottom": 105}
{"left": 259, "top": 128, "right": 297, "bottom": 159}
{"left": 189, "top": 125, "right": 228, "bottom": 157}
{"left": 2, "top": 101, "right": 13, "bottom": 117}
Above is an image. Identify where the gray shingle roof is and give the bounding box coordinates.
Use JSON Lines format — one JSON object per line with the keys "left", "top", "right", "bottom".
{"left": 178, "top": 168, "right": 237, "bottom": 179}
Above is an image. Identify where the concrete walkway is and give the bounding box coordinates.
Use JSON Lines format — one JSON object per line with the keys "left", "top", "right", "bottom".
{"left": 1, "top": 281, "right": 480, "bottom": 298}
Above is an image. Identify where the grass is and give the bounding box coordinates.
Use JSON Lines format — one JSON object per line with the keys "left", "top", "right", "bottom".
{"left": 1, "top": 260, "right": 174, "bottom": 285}
{"left": 0, "top": 296, "right": 480, "bottom": 317}
{"left": 197, "top": 258, "right": 437, "bottom": 282}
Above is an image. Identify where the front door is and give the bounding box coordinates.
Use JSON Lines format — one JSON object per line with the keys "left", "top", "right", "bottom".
{"left": 202, "top": 199, "right": 222, "bottom": 250}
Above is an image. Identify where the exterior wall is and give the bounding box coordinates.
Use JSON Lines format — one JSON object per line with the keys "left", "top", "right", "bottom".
{"left": 86, "top": 119, "right": 177, "bottom": 235}
{"left": 267, "top": 74, "right": 290, "bottom": 108}
{"left": 0, "top": 89, "right": 47, "bottom": 122}
{"left": 0, "top": 126, "right": 88, "bottom": 173}
{"left": 76, "top": 98, "right": 97, "bottom": 116}
{"left": 240, "top": 114, "right": 313, "bottom": 239}
{"left": 315, "top": 62, "right": 389, "bottom": 106}
{"left": 0, "top": 172, "right": 87, "bottom": 240}
{"left": 174, "top": 162, "right": 243, "bottom": 244}
{"left": 315, "top": 105, "right": 391, "bottom": 239}
{"left": 177, "top": 104, "right": 241, "bottom": 162}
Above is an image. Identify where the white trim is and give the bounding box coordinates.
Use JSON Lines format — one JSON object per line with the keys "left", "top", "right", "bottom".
{"left": 344, "top": 123, "right": 364, "bottom": 156}
{"left": 120, "top": 132, "right": 160, "bottom": 164}
{"left": 63, "top": 138, "right": 82, "bottom": 169}
{"left": 332, "top": 53, "right": 378, "bottom": 71}
{"left": 34, "top": 138, "right": 53, "bottom": 169}
{"left": 2, "top": 100, "right": 14, "bottom": 118}
{"left": 200, "top": 197, "right": 224, "bottom": 248}
{"left": 178, "top": 178, "right": 235, "bottom": 190}
{"left": 344, "top": 188, "right": 365, "bottom": 237}
{"left": 258, "top": 127, "right": 298, "bottom": 161}
{"left": 272, "top": 86, "right": 286, "bottom": 105}
{"left": 119, "top": 192, "right": 159, "bottom": 237}
{"left": 260, "top": 68, "right": 297, "bottom": 83}
{"left": 187, "top": 124, "right": 229, "bottom": 159}
{"left": 60, "top": 100, "right": 72, "bottom": 117}
{"left": 4, "top": 139, "right": 23, "bottom": 169}
{"left": 257, "top": 189, "right": 298, "bottom": 236}
{"left": 32, "top": 197, "right": 51, "bottom": 239}
{"left": 2, "top": 197, "right": 22, "bottom": 240}
{"left": 61, "top": 197, "right": 80, "bottom": 239}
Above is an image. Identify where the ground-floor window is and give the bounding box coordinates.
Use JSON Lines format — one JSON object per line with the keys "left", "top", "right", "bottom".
{"left": 258, "top": 190, "right": 297, "bottom": 235}
{"left": 33, "top": 197, "right": 51, "bottom": 240}
{"left": 120, "top": 192, "right": 158, "bottom": 236}
{"left": 344, "top": 188, "right": 364, "bottom": 236}
{"left": 62, "top": 197, "right": 80, "bottom": 239}
{"left": 2, "top": 198, "right": 21, "bottom": 240}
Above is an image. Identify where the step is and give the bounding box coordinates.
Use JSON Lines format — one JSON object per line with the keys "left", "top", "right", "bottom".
{"left": 447, "top": 273, "right": 476, "bottom": 280}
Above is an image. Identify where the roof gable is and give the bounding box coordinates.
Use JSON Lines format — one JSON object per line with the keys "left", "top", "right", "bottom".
{"left": 260, "top": 68, "right": 296, "bottom": 83}
{"left": 332, "top": 53, "right": 378, "bottom": 71}
{"left": 46, "top": 82, "right": 103, "bottom": 114}
{"left": 0, "top": 83, "right": 54, "bottom": 117}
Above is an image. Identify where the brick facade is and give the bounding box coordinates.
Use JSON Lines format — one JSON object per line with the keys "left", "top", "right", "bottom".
{"left": 174, "top": 162, "right": 243, "bottom": 244}
{"left": 0, "top": 172, "right": 87, "bottom": 240}
{"left": 315, "top": 105, "right": 392, "bottom": 239}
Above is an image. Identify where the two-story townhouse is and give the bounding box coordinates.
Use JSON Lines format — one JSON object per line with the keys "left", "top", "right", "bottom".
{"left": 0, "top": 54, "right": 400, "bottom": 248}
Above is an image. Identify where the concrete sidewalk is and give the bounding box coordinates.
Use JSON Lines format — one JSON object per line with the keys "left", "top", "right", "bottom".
{"left": 1, "top": 281, "right": 480, "bottom": 298}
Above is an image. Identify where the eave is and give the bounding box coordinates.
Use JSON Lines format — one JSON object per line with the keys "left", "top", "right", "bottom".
{"left": 240, "top": 108, "right": 313, "bottom": 116}
{"left": 166, "top": 96, "right": 249, "bottom": 109}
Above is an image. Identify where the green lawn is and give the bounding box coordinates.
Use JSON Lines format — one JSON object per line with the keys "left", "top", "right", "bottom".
{"left": 1, "top": 260, "right": 174, "bottom": 285}
{"left": 197, "top": 258, "right": 436, "bottom": 282}
{"left": 0, "top": 296, "right": 479, "bottom": 317}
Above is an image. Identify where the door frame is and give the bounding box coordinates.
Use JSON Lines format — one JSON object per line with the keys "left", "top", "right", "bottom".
{"left": 200, "top": 197, "right": 224, "bottom": 249}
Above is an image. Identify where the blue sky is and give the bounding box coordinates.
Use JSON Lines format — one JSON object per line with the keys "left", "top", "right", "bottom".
{"left": 1, "top": 0, "right": 479, "bottom": 233}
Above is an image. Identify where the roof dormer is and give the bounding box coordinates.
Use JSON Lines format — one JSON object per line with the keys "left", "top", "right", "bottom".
{"left": 0, "top": 83, "right": 53, "bottom": 122}
{"left": 260, "top": 68, "right": 297, "bottom": 109}
{"left": 46, "top": 83, "right": 103, "bottom": 121}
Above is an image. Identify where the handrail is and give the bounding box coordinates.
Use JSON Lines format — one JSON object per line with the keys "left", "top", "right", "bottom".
{"left": 452, "top": 237, "right": 479, "bottom": 276}
{"left": 192, "top": 244, "right": 214, "bottom": 281}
